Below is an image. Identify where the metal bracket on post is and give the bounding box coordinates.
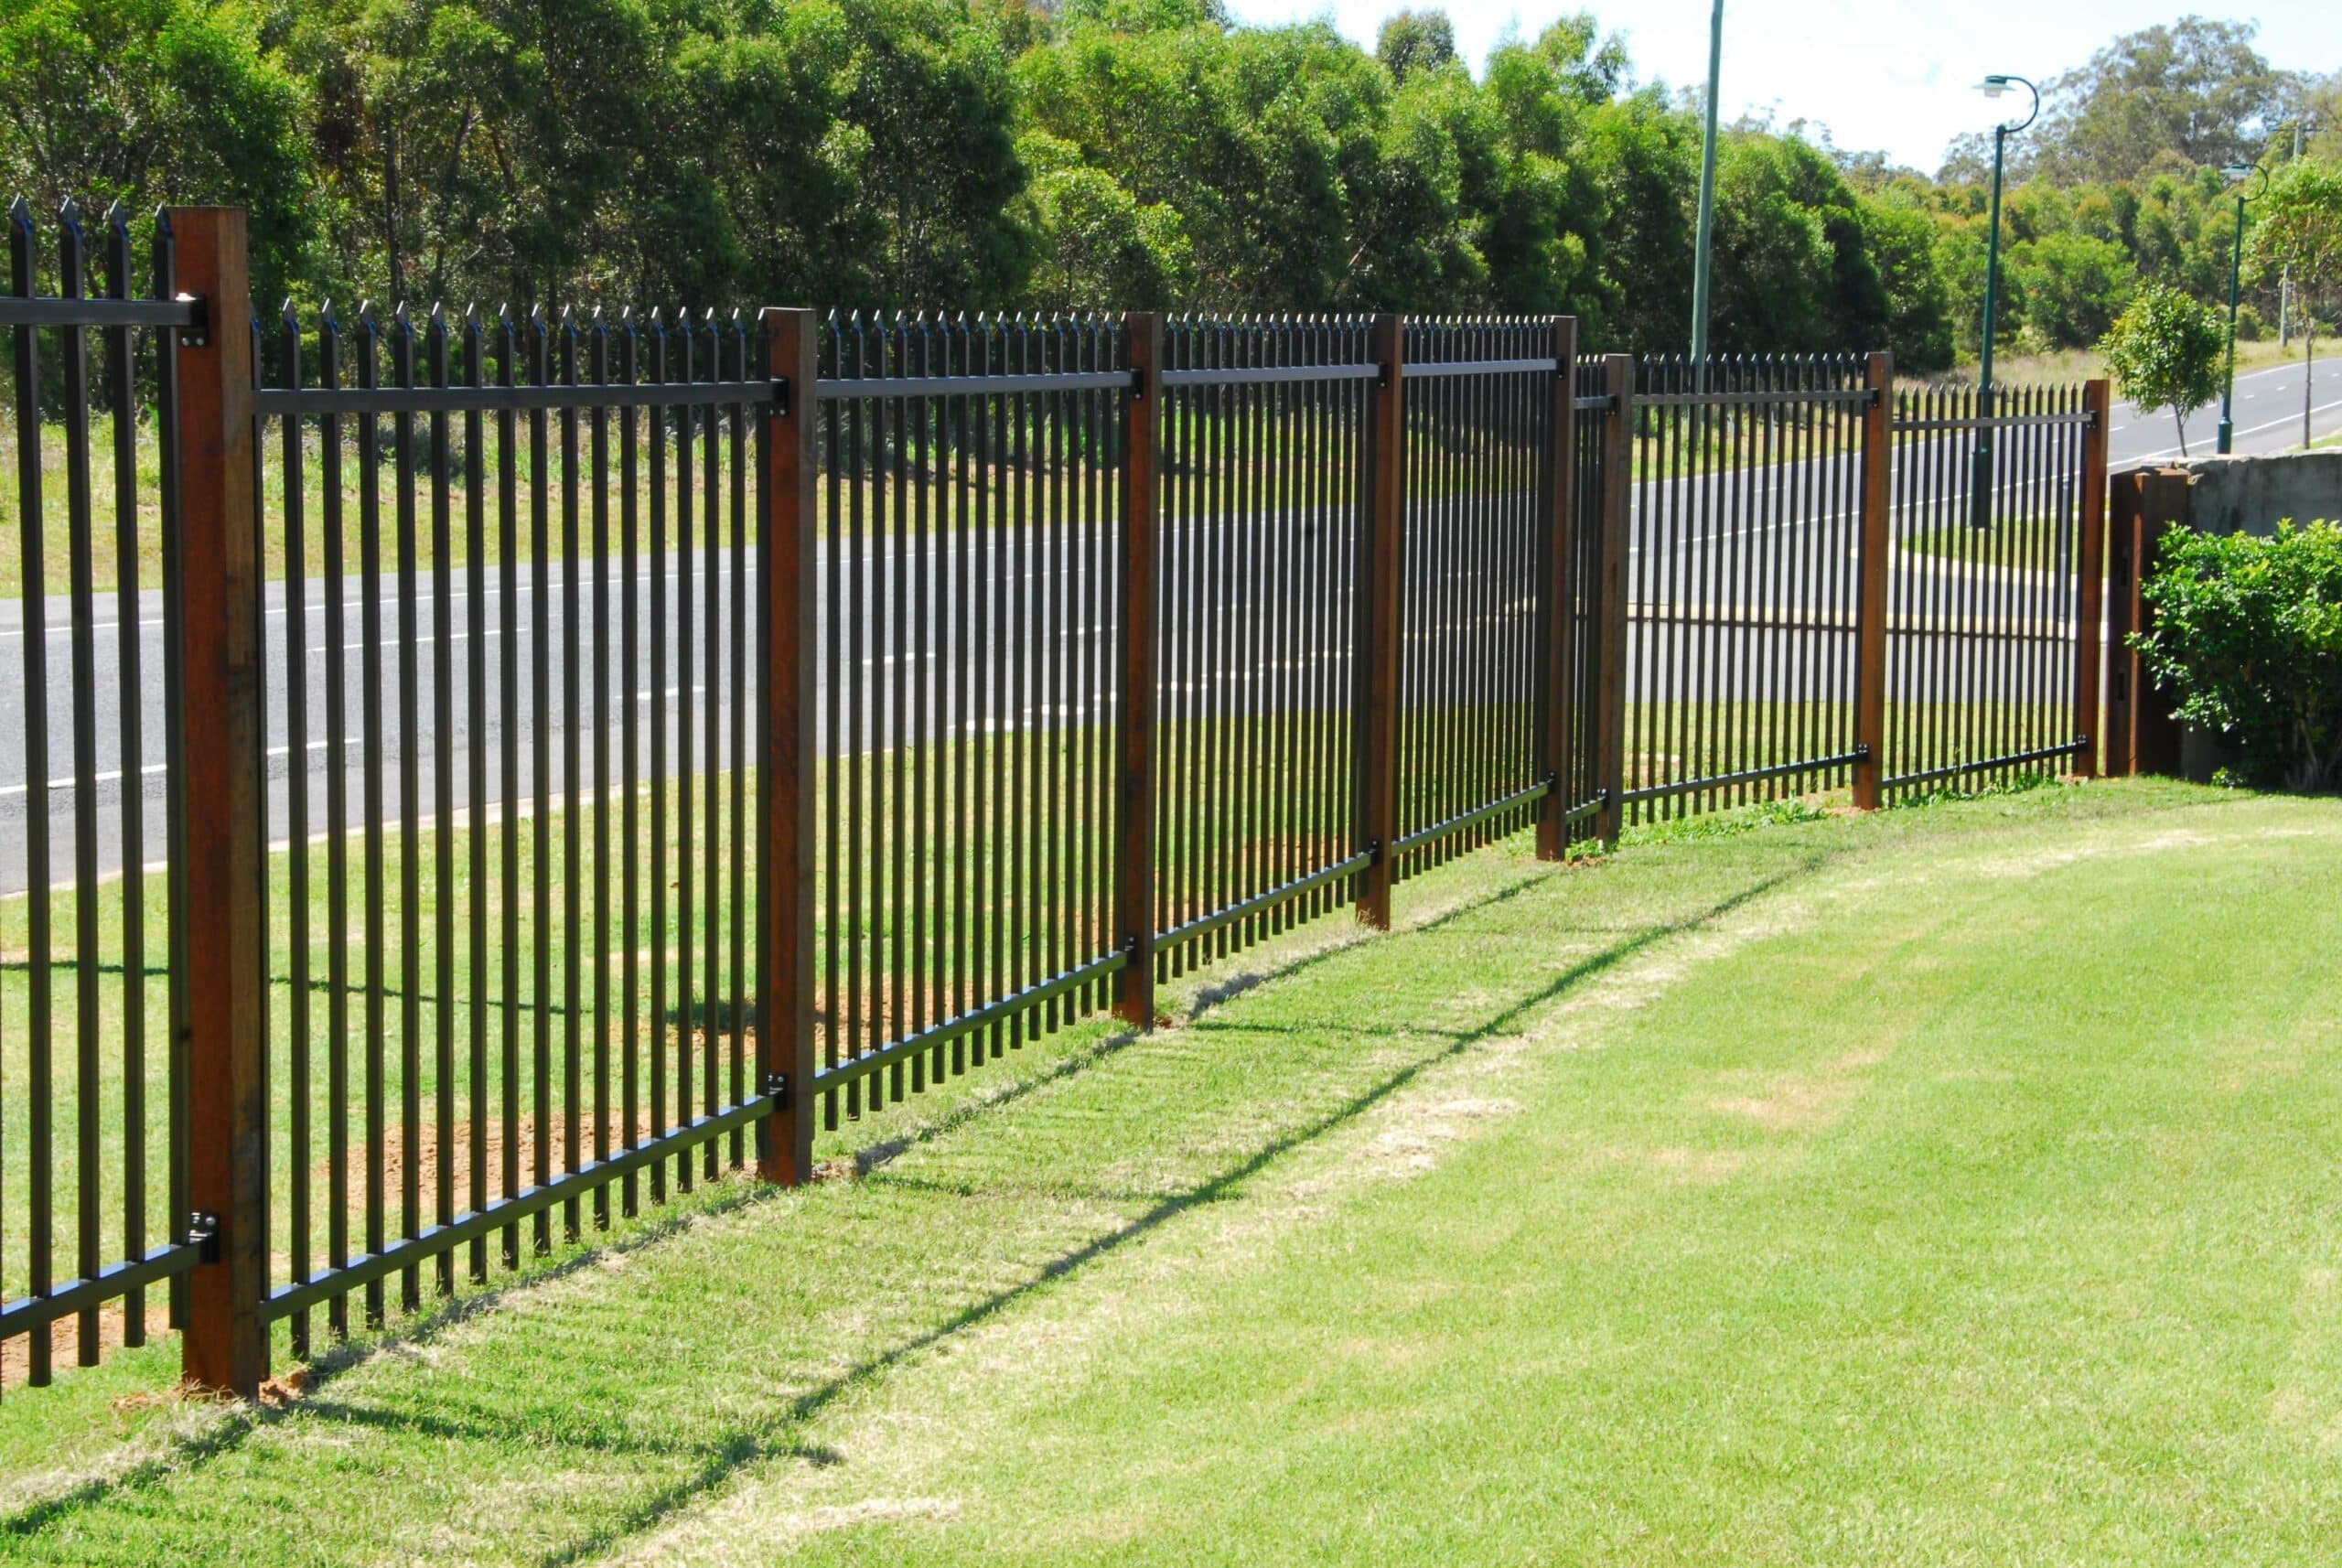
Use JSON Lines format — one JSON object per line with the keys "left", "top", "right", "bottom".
{"left": 186, "top": 1212, "right": 221, "bottom": 1265}
{"left": 175, "top": 291, "right": 209, "bottom": 348}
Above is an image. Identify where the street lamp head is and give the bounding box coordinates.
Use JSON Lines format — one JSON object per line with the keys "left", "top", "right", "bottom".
{"left": 1976, "top": 73, "right": 2038, "bottom": 133}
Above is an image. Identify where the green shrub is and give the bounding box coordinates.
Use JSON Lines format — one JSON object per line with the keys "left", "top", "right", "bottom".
{"left": 2136, "top": 521, "right": 2342, "bottom": 790}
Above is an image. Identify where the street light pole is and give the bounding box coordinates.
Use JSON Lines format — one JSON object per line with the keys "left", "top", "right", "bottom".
{"left": 2216, "top": 162, "right": 2269, "bottom": 456}
{"left": 1689, "top": 0, "right": 1724, "bottom": 369}
{"left": 1971, "top": 73, "right": 2037, "bottom": 529}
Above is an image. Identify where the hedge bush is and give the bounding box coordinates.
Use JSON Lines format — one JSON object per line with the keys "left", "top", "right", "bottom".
{"left": 2136, "top": 520, "right": 2342, "bottom": 790}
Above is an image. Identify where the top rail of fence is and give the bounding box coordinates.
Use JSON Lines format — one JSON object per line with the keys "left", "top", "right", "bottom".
{"left": 0, "top": 295, "right": 201, "bottom": 330}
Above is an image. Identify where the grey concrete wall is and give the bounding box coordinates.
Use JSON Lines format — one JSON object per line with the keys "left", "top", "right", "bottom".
{"left": 2168, "top": 450, "right": 2342, "bottom": 535}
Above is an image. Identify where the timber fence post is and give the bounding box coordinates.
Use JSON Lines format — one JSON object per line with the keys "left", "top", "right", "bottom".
{"left": 1592, "top": 352, "right": 1632, "bottom": 844}
{"left": 1114, "top": 312, "right": 1163, "bottom": 1027}
{"left": 1852, "top": 350, "right": 1893, "bottom": 810}
{"left": 173, "top": 207, "right": 268, "bottom": 1396}
{"left": 2072, "top": 378, "right": 2111, "bottom": 777}
{"left": 758, "top": 307, "right": 818, "bottom": 1186}
{"left": 1356, "top": 313, "right": 1405, "bottom": 927}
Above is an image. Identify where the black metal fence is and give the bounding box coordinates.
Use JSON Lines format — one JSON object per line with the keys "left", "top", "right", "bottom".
{"left": 1884, "top": 380, "right": 2108, "bottom": 794}
{"left": 1, "top": 201, "right": 2110, "bottom": 1396}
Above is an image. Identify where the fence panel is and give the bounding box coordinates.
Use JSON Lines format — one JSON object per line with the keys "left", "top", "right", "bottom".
{"left": 1392, "top": 320, "right": 1559, "bottom": 876}
{"left": 1619, "top": 354, "right": 1872, "bottom": 824}
{"left": 1153, "top": 317, "right": 1372, "bottom": 977}
{"left": 0, "top": 201, "right": 199, "bottom": 1388}
{"left": 807, "top": 315, "right": 1127, "bottom": 1121}
{"left": 1885, "top": 381, "right": 2103, "bottom": 793}
{"left": 250, "top": 302, "right": 776, "bottom": 1348}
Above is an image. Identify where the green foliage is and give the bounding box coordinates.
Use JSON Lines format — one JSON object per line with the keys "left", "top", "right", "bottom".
{"left": 2251, "top": 159, "right": 2342, "bottom": 331}
{"left": 2136, "top": 521, "right": 2342, "bottom": 791}
{"left": 1018, "top": 134, "right": 1190, "bottom": 308}
{"left": 0, "top": 1, "right": 2306, "bottom": 350}
{"left": 2009, "top": 230, "right": 2135, "bottom": 350}
{"left": 1374, "top": 7, "right": 1453, "bottom": 87}
{"left": 2098, "top": 283, "right": 2225, "bottom": 453}
{"left": 0, "top": 0, "right": 311, "bottom": 306}
{"left": 2033, "top": 17, "right": 2296, "bottom": 185}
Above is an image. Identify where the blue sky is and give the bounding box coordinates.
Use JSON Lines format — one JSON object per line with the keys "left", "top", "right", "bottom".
{"left": 1218, "top": 1, "right": 2337, "bottom": 171}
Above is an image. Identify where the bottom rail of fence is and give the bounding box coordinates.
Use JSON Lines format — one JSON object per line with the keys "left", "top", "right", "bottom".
{"left": 1157, "top": 851, "right": 1379, "bottom": 955}
{"left": 1392, "top": 778, "right": 1554, "bottom": 859}
{"left": 816, "top": 950, "right": 1131, "bottom": 1097}
{"left": 1, "top": 1241, "right": 209, "bottom": 1344}
{"left": 1621, "top": 748, "right": 1868, "bottom": 807}
{"left": 1882, "top": 739, "right": 2088, "bottom": 793}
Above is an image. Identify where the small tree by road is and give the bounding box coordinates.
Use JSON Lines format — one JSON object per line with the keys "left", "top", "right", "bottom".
{"left": 2251, "top": 160, "right": 2342, "bottom": 447}
{"left": 2099, "top": 283, "right": 2227, "bottom": 455}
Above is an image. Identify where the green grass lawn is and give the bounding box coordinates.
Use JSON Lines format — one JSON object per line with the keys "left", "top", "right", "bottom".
{"left": 4, "top": 777, "right": 2337, "bottom": 1564}
{"left": 1901, "top": 514, "right": 2079, "bottom": 573}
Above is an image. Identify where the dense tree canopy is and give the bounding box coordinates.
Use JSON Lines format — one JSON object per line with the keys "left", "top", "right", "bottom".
{"left": 1, "top": 0, "right": 2329, "bottom": 373}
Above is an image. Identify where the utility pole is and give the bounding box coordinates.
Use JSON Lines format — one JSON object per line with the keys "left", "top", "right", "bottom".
{"left": 2281, "top": 120, "right": 2303, "bottom": 346}
{"left": 1689, "top": 0, "right": 1724, "bottom": 368}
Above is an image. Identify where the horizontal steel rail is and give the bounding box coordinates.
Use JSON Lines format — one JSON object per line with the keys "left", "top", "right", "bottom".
{"left": 1883, "top": 738, "right": 2086, "bottom": 790}
{"left": 1893, "top": 412, "right": 2098, "bottom": 433}
{"left": 1391, "top": 777, "right": 1553, "bottom": 857}
{"left": 0, "top": 1241, "right": 206, "bottom": 1340}
{"left": 1160, "top": 361, "right": 1381, "bottom": 389}
{"left": 255, "top": 379, "right": 778, "bottom": 416}
{"left": 1405, "top": 356, "right": 1563, "bottom": 381}
{"left": 814, "top": 370, "right": 1132, "bottom": 400}
{"left": 814, "top": 950, "right": 1132, "bottom": 1094}
{"left": 1562, "top": 790, "right": 1608, "bottom": 826}
{"left": 0, "top": 295, "right": 200, "bottom": 328}
{"left": 1156, "top": 851, "right": 1378, "bottom": 953}
{"left": 263, "top": 1092, "right": 778, "bottom": 1321}
{"left": 1621, "top": 747, "right": 1868, "bottom": 806}
{"left": 1572, "top": 393, "right": 1618, "bottom": 413}
{"left": 1637, "top": 387, "right": 1875, "bottom": 408}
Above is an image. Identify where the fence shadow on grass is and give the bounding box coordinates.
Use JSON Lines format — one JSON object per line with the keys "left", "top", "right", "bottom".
{"left": 521, "top": 854, "right": 1823, "bottom": 1566}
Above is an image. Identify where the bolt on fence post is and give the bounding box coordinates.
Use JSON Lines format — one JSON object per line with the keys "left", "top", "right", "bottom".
{"left": 1356, "top": 313, "right": 1405, "bottom": 928}
{"left": 758, "top": 307, "right": 819, "bottom": 1186}
{"left": 1592, "top": 353, "right": 1633, "bottom": 844}
{"left": 173, "top": 208, "right": 268, "bottom": 1397}
{"left": 2072, "top": 378, "right": 2111, "bottom": 778}
{"left": 1114, "top": 313, "right": 1163, "bottom": 1026}
{"left": 1851, "top": 350, "right": 1894, "bottom": 811}
{"left": 1535, "top": 317, "right": 1579, "bottom": 861}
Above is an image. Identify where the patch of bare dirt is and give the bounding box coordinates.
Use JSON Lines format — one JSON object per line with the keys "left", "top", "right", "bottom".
{"left": 1709, "top": 1048, "right": 1885, "bottom": 1133}
{"left": 1, "top": 1298, "right": 174, "bottom": 1391}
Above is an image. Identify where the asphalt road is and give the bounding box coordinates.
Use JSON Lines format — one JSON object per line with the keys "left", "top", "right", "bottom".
{"left": 4, "top": 356, "right": 2334, "bottom": 894}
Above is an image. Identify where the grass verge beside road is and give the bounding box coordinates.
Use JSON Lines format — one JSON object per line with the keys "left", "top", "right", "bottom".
{"left": 3, "top": 777, "right": 2338, "bottom": 1564}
